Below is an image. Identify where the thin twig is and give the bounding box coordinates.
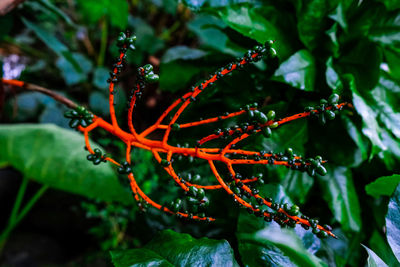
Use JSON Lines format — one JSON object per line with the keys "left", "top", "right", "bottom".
{"left": 1, "top": 79, "right": 78, "bottom": 109}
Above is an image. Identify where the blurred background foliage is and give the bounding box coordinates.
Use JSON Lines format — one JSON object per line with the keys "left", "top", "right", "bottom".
{"left": 0, "top": 0, "right": 400, "bottom": 266}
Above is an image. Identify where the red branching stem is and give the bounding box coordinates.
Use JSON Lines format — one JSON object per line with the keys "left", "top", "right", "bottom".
{"left": 199, "top": 102, "right": 351, "bottom": 146}
{"left": 2, "top": 43, "right": 345, "bottom": 237}
{"left": 127, "top": 83, "right": 141, "bottom": 138}
{"left": 225, "top": 163, "right": 336, "bottom": 238}
{"left": 161, "top": 53, "right": 260, "bottom": 145}
{"left": 108, "top": 49, "right": 127, "bottom": 130}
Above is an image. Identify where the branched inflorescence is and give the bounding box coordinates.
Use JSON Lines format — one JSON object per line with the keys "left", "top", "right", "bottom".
{"left": 2, "top": 31, "right": 354, "bottom": 239}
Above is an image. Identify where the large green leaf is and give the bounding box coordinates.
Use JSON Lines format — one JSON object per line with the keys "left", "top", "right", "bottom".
{"left": 369, "top": 230, "right": 399, "bottom": 267}
{"left": 216, "top": 4, "right": 292, "bottom": 58}
{"left": 77, "top": 0, "right": 128, "bottom": 29}
{"left": 386, "top": 184, "right": 400, "bottom": 262}
{"left": 110, "top": 248, "right": 173, "bottom": 267}
{"left": 236, "top": 184, "right": 321, "bottom": 266}
{"left": 362, "top": 245, "right": 389, "bottom": 267}
{"left": 273, "top": 50, "right": 316, "bottom": 91}
{"left": 0, "top": 124, "right": 132, "bottom": 203}
{"left": 111, "top": 230, "right": 238, "bottom": 267}
{"left": 239, "top": 227, "right": 325, "bottom": 267}
{"left": 366, "top": 175, "right": 400, "bottom": 198}
{"left": 296, "top": 0, "right": 334, "bottom": 50}
{"left": 336, "top": 40, "right": 382, "bottom": 91}
{"left": 368, "top": 10, "right": 400, "bottom": 46}
{"left": 317, "top": 166, "right": 361, "bottom": 233}
{"left": 348, "top": 72, "right": 400, "bottom": 168}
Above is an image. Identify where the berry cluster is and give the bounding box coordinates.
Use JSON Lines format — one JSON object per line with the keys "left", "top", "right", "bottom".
{"left": 64, "top": 106, "right": 94, "bottom": 128}
{"left": 87, "top": 148, "right": 107, "bottom": 165}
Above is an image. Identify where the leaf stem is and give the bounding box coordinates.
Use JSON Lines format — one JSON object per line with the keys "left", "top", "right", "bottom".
{"left": 97, "top": 18, "right": 108, "bottom": 66}
{"left": 0, "top": 179, "right": 48, "bottom": 255}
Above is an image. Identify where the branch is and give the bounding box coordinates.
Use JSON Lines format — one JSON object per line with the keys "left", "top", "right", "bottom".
{"left": 1, "top": 79, "right": 78, "bottom": 109}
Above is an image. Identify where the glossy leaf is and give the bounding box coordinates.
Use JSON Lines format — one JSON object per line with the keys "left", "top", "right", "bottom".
{"left": 110, "top": 248, "right": 173, "bottom": 267}
{"left": 368, "top": 11, "right": 400, "bottom": 46}
{"left": 216, "top": 4, "right": 292, "bottom": 58}
{"left": 317, "top": 166, "right": 361, "bottom": 233}
{"left": 237, "top": 184, "right": 321, "bottom": 266}
{"left": 239, "top": 227, "right": 325, "bottom": 267}
{"left": 366, "top": 175, "right": 400, "bottom": 198}
{"left": 162, "top": 46, "right": 207, "bottom": 63}
{"left": 0, "top": 124, "right": 132, "bottom": 203}
{"left": 296, "top": 0, "right": 332, "bottom": 50}
{"left": 111, "top": 230, "right": 238, "bottom": 267}
{"left": 274, "top": 50, "right": 316, "bottom": 91}
{"left": 337, "top": 41, "right": 382, "bottom": 91}
{"left": 386, "top": 183, "right": 400, "bottom": 262}
{"left": 362, "top": 245, "right": 389, "bottom": 267}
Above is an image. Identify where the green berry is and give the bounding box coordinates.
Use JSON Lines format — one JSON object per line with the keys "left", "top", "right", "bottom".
{"left": 326, "top": 110, "right": 336, "bottom": 120}
{"left": 267, "top": 110, "right": 276, "bottom": 120}
{"left": 316, "top": 164, "right": 327, "bottom": 176}
{"left": 262, "top": 127, "right": 272, "bottom": 138}
{"left": 328, "top": 93, "right": 339, "bottom": 105}
{"left": 269, "top": 122, "right": 279, "bottom": 128}
{"left": 196, "top": 188, "right": 205, "bottom": 200}
{"left": 145, "top": 73, "right": 159, "bottom": 83}
{"left": 188, "top": 186, "right": 198, "bottom": 197}
{"left": 160, "top": 159, "right": 170, "bottom": 167}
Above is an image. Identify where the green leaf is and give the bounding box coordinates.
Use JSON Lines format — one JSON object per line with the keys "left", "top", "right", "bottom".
{"left": 93, "top": 67, "right": 109, "bottom": 89}
{"left": 384, "top": 47, "right": 400, "bottom": 81}
{"left": 110, "top": 248, "right": 174, "bottom": 267}
{"left": 328, "top": 2, "right": 347, "bottom": 30}
{"left": 187, "top": 14, "right": 244, "bottom": 56}
{"left": 239, "top": 227, "right": 325, "bottom": 267}
{"left": 21, "top": 17, "right": 83, "bottom": 74}
{"left": 159, "top": 62, "right": 204, "bottom": 92}
{"left": 162, "top": 46, "right": 207, "bottom": 63}
{"left": 342, "top": 115, "right": 369, "bottom": 163}
{"left": 274, "top": 50, "right": 316, "bottom": 91}
{"left": 317, "top": 166, "right": 361, "bottom": 232}
{"left": 56, "top": 52, "right": 92, "bottom": 86}
{"left": 377, "top": 0, "right": 400, "bottom": 10}
{"left": 0, "top": 124, "right": 132, "bottom": 203}
{"left": 296, "top": 0, "right": 333, "bottom": 50}
{"left": 216, "top": 4, "right": 292, "bottom": 58}
{"left": 369, "top": 230, "right": 399, "bottom": 267}
{"left": 336, "top": 40, "right": 382, "bottom": 91}
{"left": 361, "top": 245, "right": 389, "bottom": 267}
{"left": 366, "top": 175, "right": 400, "bottom": 198}
{"left": 77, "top": 0, "right": 128, "bottom": 29}
{"left": 21, "top": 17, "right": 68, "bottom": 54}
{"left": 386, "top": 183, "right": 400, "bottom": 262}
{"left": 349, "top": 75, "right": 386, "bottom": 157}
{"left": 236, "top": 184, "right": 321, "bottom": 266}
{"left": 368, "top": 11, "right": 400, "bottom": 46}
{"left": 111, "top": 230, "right": 239, "bottom": 267}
